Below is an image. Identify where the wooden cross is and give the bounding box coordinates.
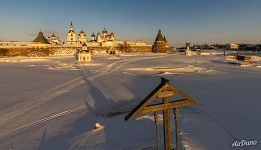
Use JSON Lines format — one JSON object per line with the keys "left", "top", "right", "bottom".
{"left": 125, "top": 77, "right": 198, "bottom": 150}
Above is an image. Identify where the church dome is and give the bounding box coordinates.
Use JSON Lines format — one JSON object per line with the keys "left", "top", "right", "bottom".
{"left": 102, "top": 28, "right": 108, "bottom": 34}
{"left": 80, "top": 30, "right": 85, "bottom": 34}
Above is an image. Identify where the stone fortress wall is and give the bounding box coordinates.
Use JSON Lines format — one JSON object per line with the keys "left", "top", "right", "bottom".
{"left": 0, "top": 45, "right": 152, "bottom": 57}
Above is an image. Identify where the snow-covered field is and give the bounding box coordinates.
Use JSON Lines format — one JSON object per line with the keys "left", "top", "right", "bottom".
{"left": 0, "top": 54, "right": 260, "bottom": 150}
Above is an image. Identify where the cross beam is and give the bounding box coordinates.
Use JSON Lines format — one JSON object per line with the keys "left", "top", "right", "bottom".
{"left": 141, "top": 99, "right": 196, "bottom": 114}
{"left": 125, "top": 77, "right": 198, "bottom": 150}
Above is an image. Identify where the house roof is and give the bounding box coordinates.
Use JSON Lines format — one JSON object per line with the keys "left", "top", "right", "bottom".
{"left": 82, "top": 43, "right": 87, "bottom": 47}
{"left": 79, "top": 50, "right": 90, "bottom": 54}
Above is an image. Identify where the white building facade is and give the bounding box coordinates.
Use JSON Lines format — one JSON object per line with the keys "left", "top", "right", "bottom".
{"left": 67, "top": 21, "right": 78, "bottom": 45}
{"left": 78, "top": 43, "right": 91, "bottom": 62}
{"left": 78, "top": 30, "right": 87, "bottom": 44}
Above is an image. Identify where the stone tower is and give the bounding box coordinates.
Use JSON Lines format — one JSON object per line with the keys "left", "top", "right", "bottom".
{"left": 152, "top": 30, "right": 170, "bottom": 53}
{"left": 33, "top": 31, "right": 50, "bottom": 44}
{"left": 67, "top": 21, "right": 77, "bottom": 45}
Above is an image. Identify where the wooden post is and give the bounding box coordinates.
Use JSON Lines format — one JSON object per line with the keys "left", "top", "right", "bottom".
{"left": 154, "top": 112, "right": 159, "bottom": 150}
{"left": 174, "top": 108, "right": 179, "bottom": 150}
{"left": 163, "top": 98, "right": 171, "bottom": 150}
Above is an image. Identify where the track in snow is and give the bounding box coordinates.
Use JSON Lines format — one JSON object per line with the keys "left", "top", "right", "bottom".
{"left": 0, "top": 106, "right": 87, "bottom": 142}
{"left": 0, "top": 55, "right": 167, "bottom": 142}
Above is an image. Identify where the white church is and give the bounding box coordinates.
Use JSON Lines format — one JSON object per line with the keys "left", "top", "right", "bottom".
{"left": 66, "top": 21, "right": 115, "bottom": 47}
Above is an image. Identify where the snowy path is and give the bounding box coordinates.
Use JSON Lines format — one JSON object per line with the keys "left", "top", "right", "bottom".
{"left": 0, "top": 55, "right": 167, "bottom": 143}
{"left": 0, "top": 77, "right": 84, "bottom": 124}
{"left": 1, "top": 106, "right": 88, "bottom": 142}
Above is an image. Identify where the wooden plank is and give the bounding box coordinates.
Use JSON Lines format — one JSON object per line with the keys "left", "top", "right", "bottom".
{"left": 124, "top": 77, "right": 199, "bottom": 150}
{"left": 157, "top": 91, "right": 174, "bottom": 98}
{"left": 154, "top": 112, "right": 159, "bottom": 150}
{"left": 174, "top": 108, "right": 179, "bottom": 150}
{"left": 168, "top": 84, "right": 196, "bottom": 101}
{"left": 125, "top": 77, "right": 199, "bottom": 121}
{"left": 141, "top": 99, "right": 196, "bottom": 113}
{"left": 125, "top": 78, "right": 170, "bottom": 121}
{"left": 163, "top": 98, "right": 171, "bottom": 150}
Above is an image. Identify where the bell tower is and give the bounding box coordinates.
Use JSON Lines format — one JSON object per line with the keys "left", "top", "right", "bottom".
{"left": 152, "top": 29, "right": 170, "bottom": 53}
{"left": 67, "top": 20, "right": 78, "bottom": 45}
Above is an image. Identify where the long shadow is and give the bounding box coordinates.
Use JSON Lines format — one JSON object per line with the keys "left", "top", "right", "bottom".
{"left": 37, "top": 129, "right": 47, "bottom": 150}
{"left": 76, "top": 65, "right": 114, "bottom": 115}
{"left": 37, "top": 64, "right": 159, "bottom": 149}
{"left": 87, "top": 79, "right": 112, "bottom": 115}
{"left": 37, "top": 106, "right": 96, "bottom": 150}
{"left": 36, "top": 65, "right": 115, "bottom": 150}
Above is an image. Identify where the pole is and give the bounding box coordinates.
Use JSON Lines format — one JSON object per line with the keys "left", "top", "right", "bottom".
{"left": 174, "top": 108, "right": 179, "bottom": 150}
{"left": 163, "top": 98, "right": 171, "bottom": 150}
{"left": 154, "top": 112, "right": 159, "bottom": 150}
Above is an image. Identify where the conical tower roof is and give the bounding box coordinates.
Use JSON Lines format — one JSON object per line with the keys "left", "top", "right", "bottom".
{"left": 155, "top": 30, "right": 165, "bottom": 42}
{"left": 33, "top": 31, "right": 50, "bottom": 44}
{"left": 163, "top": 36, "right": 168, "bottom": 43}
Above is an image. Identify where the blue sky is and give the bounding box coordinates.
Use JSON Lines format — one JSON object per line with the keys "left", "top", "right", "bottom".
{"left": 0, "top": 0, "right": 261, "bottom": 46}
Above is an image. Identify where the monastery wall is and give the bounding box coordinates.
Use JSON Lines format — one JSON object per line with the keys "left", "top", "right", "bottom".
{"left": 0, "top": 45, "right": 152, "bottom": 57}
{"left": 0, "top": 47, "right": 54, "bottom": 57}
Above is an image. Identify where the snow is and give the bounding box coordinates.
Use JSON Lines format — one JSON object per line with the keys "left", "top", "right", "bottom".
{"left": 0, "top": 57, "right": 49, "bottom": 63}
{"left": 0, "top": 53, "right": 261, "bottom": 150}
{"left": 125, "top": 65, "right": 211, "bottom": 75}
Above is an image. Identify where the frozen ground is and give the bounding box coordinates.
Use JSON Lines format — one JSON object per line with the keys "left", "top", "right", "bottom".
{"left": 0, "top": 54, "right": 260, "bottom": 150}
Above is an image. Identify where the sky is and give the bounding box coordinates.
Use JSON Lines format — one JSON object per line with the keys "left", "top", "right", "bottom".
{"left": 0, "top": 0, "right": 261, "bottom": 47}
